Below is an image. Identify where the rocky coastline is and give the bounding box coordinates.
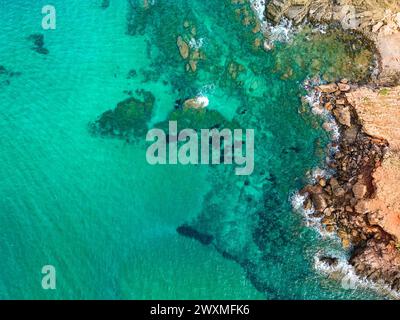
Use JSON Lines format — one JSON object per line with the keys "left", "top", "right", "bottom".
{"left": 262, "top": 1, "right": 400, "bottom": 294}
{"left": 264, "top": 0, "right": 400, "bottom": 85}
{"left": 300, "top": 82, "right": 400, "bottom": 293}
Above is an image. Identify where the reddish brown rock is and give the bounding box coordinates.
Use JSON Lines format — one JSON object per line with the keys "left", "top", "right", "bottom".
{"left": 311, "top": 193, "right": 328, "bottom": 212}
{"left": 351, "top": 240, "right": 400, "bottom": 291}
{"left": 177, "top": 36, "right": 189, "bottom": 59}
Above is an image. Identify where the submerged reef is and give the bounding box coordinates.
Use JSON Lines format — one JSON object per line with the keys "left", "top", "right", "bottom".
{"left": 272, "top": 27, "right": 375, "bottom": 82}
{"left": 154, "top": 108, "right": 240, "bottom": 133}
{"left": 301, "top": 82, "right": 400, "bottom": 293}
{"left": 27, "top": 34, "right": 49, "bottom": 55}
{"left": 176, "top": 224, "right": 214, "bottom": 246}
{"left": 90, "top": 91, "right": 238, "bottom": 140}
{"left": 90, "top": 90, "right": 155, "bottom": 139}
{"left": 0, "top": 65, "right": 21, "bottom": 87}
{"left": 268, "top": 0, "right": 400, "bottom": 296}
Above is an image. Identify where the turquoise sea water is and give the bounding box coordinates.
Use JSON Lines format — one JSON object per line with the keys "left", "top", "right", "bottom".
{"left": 0, "top": 0, "right": 381, "bottom": 299}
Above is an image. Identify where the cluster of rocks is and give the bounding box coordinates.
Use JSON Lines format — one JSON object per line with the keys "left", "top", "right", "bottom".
{"left": 300, "top": 81, "right": 400, "bottom": 291}
{"left": 215, "top": 58, "right": 247, "bottom": 90}
{"left": 351, "top": 239, "right": 400, "bottom": 290}
{"left": 176, "top": 21, "right": 205, "bottom": 73}
{"left": 175, "top": 1, "right": 263, "bottom": 74}
{"left": 27, "top": 34, "right": 49, "bottom": 55}
{"left": 369, "top": 9, "right": 400, "bottom": 37}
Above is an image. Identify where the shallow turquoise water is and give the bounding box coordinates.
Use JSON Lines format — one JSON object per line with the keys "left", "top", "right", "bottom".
{"left": 0, "top": 0, "right": 380, "bottom": 299}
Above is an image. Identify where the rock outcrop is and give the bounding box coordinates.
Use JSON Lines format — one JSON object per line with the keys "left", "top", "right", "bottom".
{"left": 27, "top": 33, "right": 49, "bottom": 55}
{"left": 347, "top": 86, "right": 400, "bottom": 243}
{"left": 265, "top": 0, "right": 400, "bottom": 85}
{"left": 90, "top": 90, "right": 155, "bottom": 139}
{"left": 351, "top": 239, "right": 400, "bottom": 290}
{"left": 262, "top": 0, "right": 400, "bottom": 295}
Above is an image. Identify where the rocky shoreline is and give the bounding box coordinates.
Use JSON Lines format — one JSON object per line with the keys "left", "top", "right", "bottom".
{"left": 300, "top": 82, "right": 400, "bottom": 292}
{"left": 260, "top": 1, "right": 400, "bottom": 294}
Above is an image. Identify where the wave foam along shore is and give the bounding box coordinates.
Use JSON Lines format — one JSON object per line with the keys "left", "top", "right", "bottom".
{"left": 314, "top": 254, "right": 400, "bottom": 300}
{"left": 299, "top": 81, "right": 400, "bottom": 296}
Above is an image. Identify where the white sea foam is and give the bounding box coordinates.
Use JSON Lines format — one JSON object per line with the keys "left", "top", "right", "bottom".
{"left": 265, "top": 18, "right": 295, "bottom": 43}
{"left": 310, "top": 167, "right": 333, "bottom": 182}
{"left": 195, "top": 85, "right": 216, "bottom": 108}
{"left": 249, "top": 0, "right": 295, "bottom": 45}
{"left": 290, "top": 78, "right": 345, "bottom": 237}
{"left": 249, "top": 0, "right": 266, "bottom": 22}
{"left": 189, "top": 37, "right": 205, "bottom": 49}
{"left": 290, "top": 191, "right": 336, "bottom": 238}
{"left": 199, "top": 83, "right": 216, "bottom": 94}
{"left": 290, "top": 192, "right": 310, "bottom": 213}
{"left": 315, "top": 254, "right": 400, "bottom": 299}
{"left": 195, "top": 95, "right": 209, "bottom": 108}
{"left": 249, "top": 0, "right": 330, "bottom": 51}
{"left": 303, "top": 78, "right": 341, "bottom": 143}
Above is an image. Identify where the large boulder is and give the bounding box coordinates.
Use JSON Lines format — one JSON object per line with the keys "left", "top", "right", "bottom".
{"left": 177, "top": 36, "right": 189, "bottom": 59}
{"left": 333, "top": 106, "right": 352, "bottom": 127}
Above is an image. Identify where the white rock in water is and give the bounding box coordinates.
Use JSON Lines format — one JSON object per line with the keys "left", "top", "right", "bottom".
{"left": 183, "top": 96, "right": 209, "bottom": 109}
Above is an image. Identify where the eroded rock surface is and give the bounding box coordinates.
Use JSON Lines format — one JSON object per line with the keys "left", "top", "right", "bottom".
{"left": 301, "top": 82, "right": 400, "bottom": 292}
{"left": 265, "top": 0, "right": 400, "bottom": 85}
{"left": 347, "top": 86, "right": 400, "bottom": 152}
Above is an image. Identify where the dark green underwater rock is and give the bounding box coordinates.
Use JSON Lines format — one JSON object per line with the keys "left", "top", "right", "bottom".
{"left": 0, "top": 65, "right": 21, "bottom": 87}
{"left": 27, "top": 33, "right": 49, "bottom": 55}
{"left": 176, "top": 224, "right": 214, "bottom": 246}
{"left": 90, "top": 90, "right": 155, "bottom": 139}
